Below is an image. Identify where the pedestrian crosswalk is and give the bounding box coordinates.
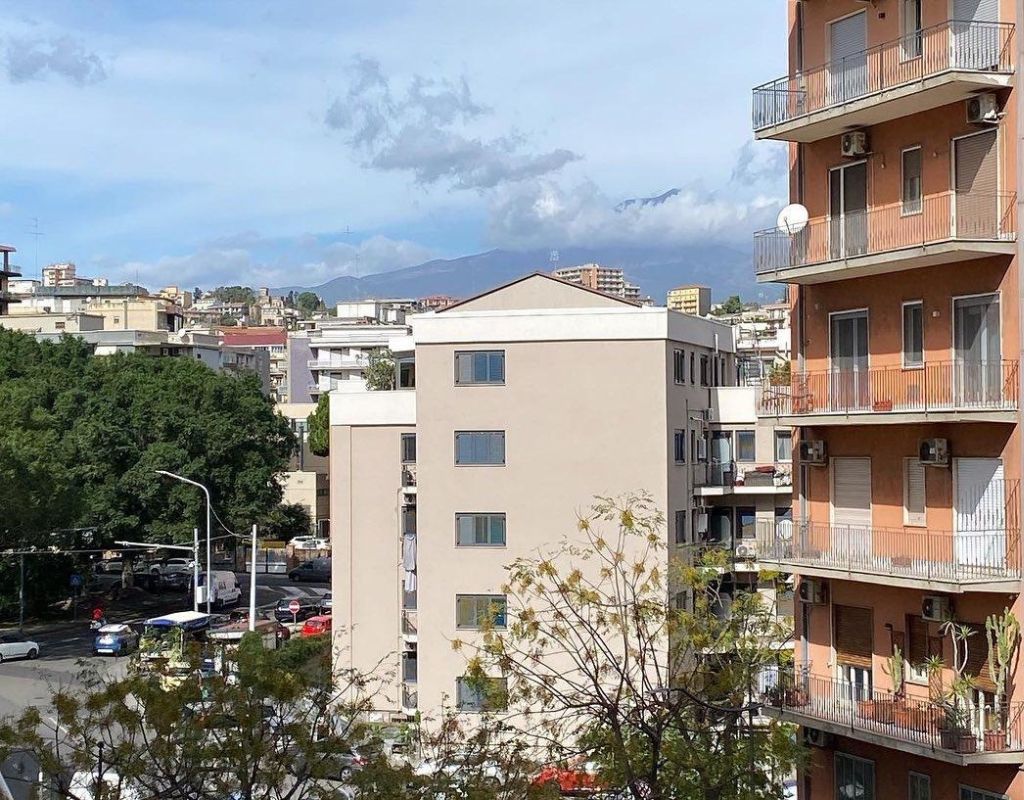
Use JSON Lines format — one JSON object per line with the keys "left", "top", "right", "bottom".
{"left": 276, "top": 585, "right": 328, "bottom": 599}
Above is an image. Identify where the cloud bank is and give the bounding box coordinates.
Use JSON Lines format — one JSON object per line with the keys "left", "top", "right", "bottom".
{"left": 5, "top": 36, "right": 107, "bottom": 85}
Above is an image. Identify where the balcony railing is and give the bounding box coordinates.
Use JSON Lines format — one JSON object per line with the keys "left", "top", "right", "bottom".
{"left": 402, "top": 683, "right": 418, "bottom": 712}
{"left": 759, "top": 360, "right": 1019, "bottom": 417}
{"left": 754, "top": 192, "right": 1016, "bottom": 277}
{"left": 764, "top": 669, "right": 1024, "bottom": 759}
{"left": 757, "top": 516, "right": 1021, "bottom": 586}
{"left": 401, "top": 609, "right": 418, "bottom": 638}
{"left": 753, "top": 19, "right": 1015, "bottom": 131}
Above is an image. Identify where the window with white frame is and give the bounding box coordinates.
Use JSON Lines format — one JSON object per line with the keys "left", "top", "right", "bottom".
{"left": 736, "top": 430, "right": 756, "bottom": 462}
{"left": 835, "top": 753, "right": 874, "bottom": 800}
{"left": 960, "top": 788, "right": 1008, "bottom": 800}
{"left": 909, "top": 773, "right": 930, "bottom": 800}
{"left": 903, "top": 457, "right": 926, "bottom": 526}
{"left": 901, "top": 0, "right": 923, "bottom": 60}
{"left": 902, "top": 301, "right": 924, "bottom": 367}
{"left": 774, "top": 430, "right": 792, "bottom": 462}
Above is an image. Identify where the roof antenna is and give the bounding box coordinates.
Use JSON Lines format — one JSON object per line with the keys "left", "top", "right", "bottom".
{"left": 25, "top": 217, "right": 44, "bottom": 280}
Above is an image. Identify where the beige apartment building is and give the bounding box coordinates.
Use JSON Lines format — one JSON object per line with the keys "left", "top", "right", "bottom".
{"left": 330, "top": 273, "right": 738, "bottom": 719}
{"left": 667, "top": 284, "right": 711, "bottom": 316}
{"left": 551, "top": 263, "right": 643, "bottom": 302}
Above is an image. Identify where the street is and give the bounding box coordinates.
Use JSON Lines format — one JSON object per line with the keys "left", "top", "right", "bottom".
{"left": 0, "top": 571, "right": 331, "bottom": 719}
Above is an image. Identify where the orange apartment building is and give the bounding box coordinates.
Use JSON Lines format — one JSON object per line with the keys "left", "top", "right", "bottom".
{"left": 753, "top": 2, "right": 1024, "bottom": 799}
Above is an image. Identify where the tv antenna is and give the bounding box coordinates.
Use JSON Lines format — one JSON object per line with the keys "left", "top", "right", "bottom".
{"left": 549, "top": 249, "right": 559, "bottom": 269}
{"left": 25, "top": 217, "right": 44, "bottom": 279}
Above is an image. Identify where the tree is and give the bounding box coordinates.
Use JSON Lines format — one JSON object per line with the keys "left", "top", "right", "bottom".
{"left": 261, "top": 503, "right": 313, "bottom": 541}
{"left": 295, "top": 292, "right": 324, "bottom": 318}
{"left": 193, "top": 286, "right": 203, "bottom": 301}
{"left": 0, "top": 635, "right": 552, "bottom": 800}
{"left": 715, "top": 295, "right": 744, "bottom": 315}
{"left": 461, "top": 493, "right": 800, "bottom": 800}
{"left": 307, "top": 394, "right": 329, "bottom": 457}
{"left": 211, "top": 286, "right": 257, "bottom": 305}
{"left": 219, "top": 315, "right": 239, "bottom": 327}
{"left": 364, "top": 349, "right": 396, "bottom": 391}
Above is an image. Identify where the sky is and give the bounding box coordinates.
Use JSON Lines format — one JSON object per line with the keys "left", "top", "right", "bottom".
{"left": 0, "top": 1, "right": 790, "bottom": 290}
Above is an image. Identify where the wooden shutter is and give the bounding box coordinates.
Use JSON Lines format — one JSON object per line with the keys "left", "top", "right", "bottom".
{"left": 964, "top": 623, "right": 996, "bottom": 691}
{"left": 835, "top": 605, "right": 873, "bottom": 668}
{"left": 906, "top": 615, "right": 929, "bottom": 666}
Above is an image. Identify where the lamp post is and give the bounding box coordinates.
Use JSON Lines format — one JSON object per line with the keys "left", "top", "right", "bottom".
{"left": 155, "top": 470, "right": 213, "bottom": 614}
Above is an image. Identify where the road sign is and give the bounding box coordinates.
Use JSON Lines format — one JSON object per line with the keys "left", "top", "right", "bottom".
{"left": 70, "top": 574, "right": 83, "bottom": 589}
{"left": 289, "top": 599, "right": 301, "bottom": 622}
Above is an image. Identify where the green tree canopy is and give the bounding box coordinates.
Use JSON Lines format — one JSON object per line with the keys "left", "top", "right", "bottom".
{"left": 715, "top": 295, "right": 744, "bottom": 315}
{"left": 261, "top": 502, "right": 313, "bottom": 541}
{"left": 211, "top": 285, "right": 256, "bottom": 304}
{"left": 364, "top": 349, "right": 396, "bottom": 391}
{"left": 307, "top": 393, "right": 329, "bottom": 457}
{"left": 294, "top": 291, "right": 324, "bottom": 317}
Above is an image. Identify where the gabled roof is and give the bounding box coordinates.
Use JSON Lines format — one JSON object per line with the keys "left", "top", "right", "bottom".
{"left": 437, "top": 272, "right": 641, "bottom": 313}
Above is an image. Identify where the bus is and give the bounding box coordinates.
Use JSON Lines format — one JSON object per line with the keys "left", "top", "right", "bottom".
{"left": 138, "top": 610, "right": 213, "bottom": 687}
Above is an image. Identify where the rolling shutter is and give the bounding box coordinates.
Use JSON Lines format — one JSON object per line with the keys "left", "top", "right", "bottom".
{"left": 955, "top": 131, "right": 998, "bottom": 237}
{"left": 964, "top": 623, "right": 996, "bottom": 691}
{"left": 833, "top": 458, "right": 872, "bottom": 527}
{"left": 904, "top": 459, "right": 926, "bottom": 527}
{"left": 906, "top": 615, "right": 930, "bottom": 666}
{"left": 831, "top": 13, "right": 866, "bottom": 62}
{"left": 953, "top": 0, "right": 998, "bottom": 23}
{"left": 835, "top": 605, "right": 873, "bottom": 668}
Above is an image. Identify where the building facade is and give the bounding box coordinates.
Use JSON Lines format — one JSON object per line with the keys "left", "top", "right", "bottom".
{"left": 329, "top": 273, "right": 739, "bottom": 720}
{"left": 0, "top": 245, "right": 19, "bottom": 316}
{"left": 552, "top": 263, "right": 643, "bottom": 302}
{"left": 667, "top": 284, "right": 712, "bottom": 316}
{"left": 755, "top": 3, "right": 1023, "bottom": 799}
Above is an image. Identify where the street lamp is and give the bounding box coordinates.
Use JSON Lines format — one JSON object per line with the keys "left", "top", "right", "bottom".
{"left": 156, "top": 470, "right": 213, "bottom": 614}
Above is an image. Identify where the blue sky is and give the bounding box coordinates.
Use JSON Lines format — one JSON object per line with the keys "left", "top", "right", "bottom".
{"left": 0, "top": 1, "right": 789, "bottom": 289}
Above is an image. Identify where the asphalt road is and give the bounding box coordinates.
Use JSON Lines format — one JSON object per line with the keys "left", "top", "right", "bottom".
{"left": 0, "top": 571, "right": 331, "bottom": 719}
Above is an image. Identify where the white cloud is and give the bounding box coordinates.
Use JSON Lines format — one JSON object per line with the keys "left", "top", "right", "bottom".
{"left": 5, "top": 35, "right": 107, "bottom": 85}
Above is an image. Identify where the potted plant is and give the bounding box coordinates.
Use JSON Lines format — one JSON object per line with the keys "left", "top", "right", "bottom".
{"left": 938, "top": 621, "right": 978, "bottom": 753}
{"left": 984, "top": 608, "right": 1020, "bottom": 752}
{"left": 883, "top": 644, "right": 907, "bottom": 726}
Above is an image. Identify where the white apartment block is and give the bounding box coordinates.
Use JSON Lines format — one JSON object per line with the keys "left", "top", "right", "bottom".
{"left": 551, "top": 263, "right": 643, "bottom": 302}
{"left": 329, "top": 273, "right": 741, "bottom": 721}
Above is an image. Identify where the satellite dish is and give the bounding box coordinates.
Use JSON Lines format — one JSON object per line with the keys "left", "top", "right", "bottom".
{"left": 776, "top": 203, "right": 809, "bottom": 235}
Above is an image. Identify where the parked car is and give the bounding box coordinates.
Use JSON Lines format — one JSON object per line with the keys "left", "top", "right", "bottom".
{"left": 319, "top": 592, "right": 333, "bottom": 615}
{"left": 300, "top": 615, "right": 332, "bottom": 638}
{"left": 273, "top": 598, "right": 319, "bottom": 623}
{"left": 94, "top": 559, "right": 124, "bottom": 574}
{"left": 414, "top": 752, "right": 505, "bottom": 789}
{"left": 147, "top": 557, "right": 194, "bottom": 577}
{"left": 531, "top": 762, "right": 604, "bottom": 796}
{"left": 226, "top": 610, "right": 292, "bottom": 643}
{"left": 0, "top": 632, "right": 39, "bottom": 662}
{"left": 288, "top": 558, "right": 331, "bottom": 583}
{"left": 288, "top": 536, "right": 317, "bottom": 549}
{"left": 93, "top": 624, "right": 140, "bottom": 656}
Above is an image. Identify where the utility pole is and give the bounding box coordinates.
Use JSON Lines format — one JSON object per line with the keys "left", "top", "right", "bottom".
{"left": 25, "top": 218, "right": 43, "bottom": 281}
{"left": 18, "top": 555, "right": 24, "bottom": 632}
{"left": 249, "top": 524, "right": 258, "bottom": 631}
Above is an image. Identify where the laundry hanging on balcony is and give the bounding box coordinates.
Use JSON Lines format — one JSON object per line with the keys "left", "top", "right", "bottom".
{"left": 402, "top": 532, "right": 417, "bottom": 592}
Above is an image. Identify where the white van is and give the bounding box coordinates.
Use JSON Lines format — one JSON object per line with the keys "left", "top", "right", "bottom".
{"left": 196, "top": 571, "right": 242, "bottom": 608}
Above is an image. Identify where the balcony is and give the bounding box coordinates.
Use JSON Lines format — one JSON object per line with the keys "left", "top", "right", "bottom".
{"left": 401, "top": 609, "right": 417, "bottom": 644}
{"left": 753, "top": 20, "right": 1015, "bottom": 142}
{"left": 694, "top": 460, "right": 793, "bottom": 497}
{"left": 754, "top": 192, "right": 1016, "bottom": 285}
{"left": 401, "top": 683, "right": 418, "bottom": 716}
{"left": 759, "top": 360, "right": 1019, "bottom": 425}
{"left": 757, "top": 519, "right": 1021, "bottom": 593}
{"left": 763, "top": 670, "right": 1024, "bottom": 764}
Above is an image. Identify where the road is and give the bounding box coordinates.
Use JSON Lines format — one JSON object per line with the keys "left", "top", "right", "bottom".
{"left": 0, "top": 571, "right": 331, "bottom": 720}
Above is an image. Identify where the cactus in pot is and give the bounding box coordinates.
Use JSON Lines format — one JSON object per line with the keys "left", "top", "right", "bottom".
{"left": 984, "top": 608, "right": 1020, "bottom": 751}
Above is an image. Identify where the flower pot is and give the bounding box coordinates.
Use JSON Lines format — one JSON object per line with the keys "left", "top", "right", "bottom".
{"left": 893, "top": 705, "right": 912, "bottom": 728}
{"left": 908, "top": 708, "right": 931, "bottom": 732}
{"left": 984, "top": 730, "right": 1008, "bottom": 752}
{"left": 955, "top": 733, "right": 978, "bottom": 754}
{"left": 874, "top": 700, "right": 896, "bottom": 724}
{"left": 784, "top": 687, "right": 808, "bottom": 707}
{"left": 857, "top": 699, "right": 876, "bottom": 720}
{"left": 940, "top": 728, "right": 958, "bottom": 750}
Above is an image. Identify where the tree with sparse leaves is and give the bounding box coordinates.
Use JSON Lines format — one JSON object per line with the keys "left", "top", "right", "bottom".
{"left": 364, "top": 349, "right": 396, "bottom": 391}
{"left": 714, "top": 296, "right": 744, "bottom": 315}
{"left": 460, "top": 493, "right": 801, "bottom": 800}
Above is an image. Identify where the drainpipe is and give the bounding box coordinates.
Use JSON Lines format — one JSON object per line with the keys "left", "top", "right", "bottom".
{"left": 1016, "top": 0, "right": 1024, "bottom": 581}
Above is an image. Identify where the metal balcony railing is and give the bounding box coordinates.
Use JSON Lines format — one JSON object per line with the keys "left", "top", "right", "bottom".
{"left": 753, "top": 20, "right": 1015, "bottom": 130}
{"left": 757, "top": 516, "right": 1021, "bottom": 585}
{"left": 763, "top": 668, "right": 1024, "bottom": 757}
{"left": 401, "top": 609, "right": 418, "bottom": 638}
{"left": 754, "top": 192, "right": 1016, "bottom": 276}
{"left": 402, "top": 683, "right": 418, "bottom": 711}
{"left": 759, "top": 360, "right": 1019, "bottom": 417}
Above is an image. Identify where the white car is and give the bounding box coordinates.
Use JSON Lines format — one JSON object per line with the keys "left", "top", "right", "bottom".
{"left": 0, "top": 632, "right": 39, "bottom": 662}
{"left": 149, "top": 557, "right": 195, "bottom": 576}
{"left": 289, "top": 536, "right": 329, "bottom": 550}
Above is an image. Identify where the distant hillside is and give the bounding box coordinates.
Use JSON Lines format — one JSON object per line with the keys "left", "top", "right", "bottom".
{"left": 275, "top": 245, "right": 782, "bottom": 306}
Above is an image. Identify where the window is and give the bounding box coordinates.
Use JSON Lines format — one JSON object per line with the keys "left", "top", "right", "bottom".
{"left": 774, "top": 431, "right": 792, "bottom": 462}
{"left": 455, "top": 431, "right": 505, "bottom": 465}
{"left": 960, "top": 788, "right": 1007, "bottom": 800}
{"left": 736, "top": 430, "right": 756, "bottom": 462}
{"left": 689, "top": 352, "right": 695, "bottom": 384}
{"left": 455, "top": 595, "right": 507, "bottom": 629}
{"left": 674, "top": 430, "right": 686, "bottom": 463}
{"left": 674, "top": 510, "right": 688, "bottom": 544}
{"left": 54, "top": 321, "right": 65, "bottom": 331}
{"left": 455, "top": 350, "right": 505, "bottom": 384}
{"left": 398, "top": 359, "right": 416, "bottom": 389}
{"left": 674, "top": 349, "right": 685, "bottom": 384}
{"left": 456, "top": 514, "right": 506, "bottom": 547}
{"left": 401, "top": 433, "right": 417, "bottom": 463}
{"left": 402, "top": 507, "right": 416, "bottom": 535}
{"left": 699, "top": 355, "right": 710, "bottom": 386}
{"left": 455, "top": 676, "right": 508, "bottom": 712}
{"left": 835, "top": 753, "right": 874, "bottom": 800}
{"left": 737, "top": 507, "right": 756, "bottom": 540}
{"left": 707, "top": 508, "right": 733, "bottom": 546}
{"left": 901, "top": 0, "right": 923, "bottom": 60}
{"left": 902, "top": 147, "right": 923, "bottom": 214}
{"left": 903, "top": 458, "right": 926, "bottom": 526}
{"left": 903, "top": 301, "right": 924, "bottom": 367}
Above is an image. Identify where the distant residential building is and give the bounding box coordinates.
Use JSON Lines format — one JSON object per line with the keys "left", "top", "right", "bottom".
{"left": 0, "top": 312, "right": 105, "bottom": 334}
{"left": 552, "top": 263, "right": 642, "bottom": 302}
{"left": 667, "top": 284, "right": 711, "bottom": 316}
{"left": 41, "top": 263, "right": 106, "bottom": 288}
{"left": 418, "top": 295, "right": 459, "bottom": 312}
{"left": 7, "top": 278, "right": 39, "bottom": 295}
{"left": 0, "top": 245, "right": 19, "bottom": 316}
{"left": 277, "top": 402, "right": 330, "bottom": 537}
{"left": 222, "top": 327, "right": 288, "bottom": 402}
{"left": 158, "top": 286, "right": 194, "bottom": 309}
{"left": 335, "top": 299, "right": 414, "bottom": 325}
{"left": 85, "top": 296, "right": 183, "bottom": 332}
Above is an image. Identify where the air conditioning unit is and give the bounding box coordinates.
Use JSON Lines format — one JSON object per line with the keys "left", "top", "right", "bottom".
{"left": 967, "top": 92, "right": 1000, "bottom": 124}
{"left": 841, "top": 130, "right": 869, "bottom": 158}
{"left": 919, "top": 438, "right": 950, "bottom": 467}
{"left": 922, "top": 595, "right": 952, "bottom": 623}
{"left": 736, "top": 542, "right": 757, "bottom": 560}
{"left": 696, "top": 511, "right": 709, "bottom": 536}
{"left": 798, "top": 439, "right": 827, "bottom": 466}
{"left": 798, "top": 578, "right": 827, "bottom": 605}
{"left": 696, "top": 438, "right": 708, "bottom": 463}
{"left": 804, "top": 728, "right": 834, "bottom": 748}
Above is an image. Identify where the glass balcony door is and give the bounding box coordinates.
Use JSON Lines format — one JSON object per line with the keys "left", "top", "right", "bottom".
{"left": 830, "top": 310, "right": 870, "bottom": 412}
{"left": 829, "top": 162, "right": 868, "bottom": 261}
{"left": 954, "top": 293, "right": 1001, "bottom": 406}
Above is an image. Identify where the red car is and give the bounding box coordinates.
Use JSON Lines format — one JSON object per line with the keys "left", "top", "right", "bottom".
{"left": 531, "top": 763, "right": 603, "bottom": 796}
{"left": 300, "top": 615, "right": 332, "bottom": 638}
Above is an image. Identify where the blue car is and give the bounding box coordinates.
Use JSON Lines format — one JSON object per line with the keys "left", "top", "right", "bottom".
{"left": 93, "top": 624, "right": 139, "bottom": 656}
